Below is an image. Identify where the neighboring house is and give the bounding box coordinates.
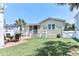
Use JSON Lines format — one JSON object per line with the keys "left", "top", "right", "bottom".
{"left": 4, "top": 17, "right": 65, "bottom": 38}
{"left": 24, "top": 17, "right": 65, "bottom": 38}
{"left": 4, "top": 24, "right": 20, "bottom": 36}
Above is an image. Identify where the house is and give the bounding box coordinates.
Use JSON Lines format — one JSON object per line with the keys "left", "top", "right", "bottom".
{"left": 4, "top": 17, "right": 65, "bottom": 38}
{"left": 23, "top": 17, "right": 65, "bottom": 38}
{"left": 4, "top": 24, "right": 20, "bottom": 36}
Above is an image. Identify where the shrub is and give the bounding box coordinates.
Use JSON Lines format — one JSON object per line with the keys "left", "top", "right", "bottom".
{"left": 57, "top": 34, "right": 61, "bottom": 38}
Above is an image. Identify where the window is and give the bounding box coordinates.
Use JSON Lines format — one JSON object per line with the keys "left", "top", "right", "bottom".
{"left": 48, "top": 24, "right": 51, "bottom": 29}
{"left": 48, "top": 24, "right": 55, "bottom": 30}
{"left": 52, "top": 24, "right": 55, "bottom": 29}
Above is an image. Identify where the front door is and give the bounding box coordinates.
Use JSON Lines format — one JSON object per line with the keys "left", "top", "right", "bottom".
{"left": 29, "top": 25, "right": 38, "bottom": 36}
{"left": 33, "top": 25, "right": 38, "bottom": 34}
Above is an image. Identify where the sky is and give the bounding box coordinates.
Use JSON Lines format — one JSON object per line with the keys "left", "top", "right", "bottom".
{"left": 4, "top": 3, "right": 79, "bottom": 24}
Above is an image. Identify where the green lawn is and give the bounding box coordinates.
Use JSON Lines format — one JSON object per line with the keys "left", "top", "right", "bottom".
{"left": 0, "top": 37, "right": 79, "bottom": 56}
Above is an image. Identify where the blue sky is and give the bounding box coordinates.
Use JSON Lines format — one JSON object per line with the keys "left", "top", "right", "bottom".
{"left": 5, "top": 3, "right": 79, "bottom": 24}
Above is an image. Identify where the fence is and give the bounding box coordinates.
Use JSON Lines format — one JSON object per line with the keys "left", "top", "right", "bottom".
{"left": 62, "top": 31, "right": 79, "bottom": 39}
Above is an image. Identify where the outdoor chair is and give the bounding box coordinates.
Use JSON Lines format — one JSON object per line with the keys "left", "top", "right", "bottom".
{"left": 4, "top": 36, "right": 7, "bottom": 44}
{"left": 14, "top": 33, "right": 21, "bottom": 42}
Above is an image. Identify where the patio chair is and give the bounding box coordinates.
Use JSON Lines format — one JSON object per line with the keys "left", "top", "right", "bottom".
{"left": 4, "top": 36, "right": 7, "bottom": 44}
{"left": 4, "top": 35, "right": 10, "bottom": 44}
{"left": 14, "top": 33, "right": 21, "bottom": 42}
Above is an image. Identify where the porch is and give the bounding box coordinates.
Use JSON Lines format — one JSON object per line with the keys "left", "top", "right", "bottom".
{"left": 29, "top": 24, "right": 40, "bottom": 37}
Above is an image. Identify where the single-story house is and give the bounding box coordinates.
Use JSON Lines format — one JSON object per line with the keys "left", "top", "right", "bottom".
{"left": 23, "top": 17, "right": 65, "bottom": 38}
{"left": 5, "top": 17, "right": 65, "bottom": 38}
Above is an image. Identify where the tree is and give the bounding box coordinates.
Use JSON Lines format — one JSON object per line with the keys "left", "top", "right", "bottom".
{"left": 57, "top": 3, "right": 77, "bottom": 31}
{"left": 15, "top": 18, "right": 26, "bottom": 34}
{"left": 64, "top": 23, "right": 71, "bottom": 31}
{"left": 71, "top": 23, "right": 75, "bottom": 31}
{"left": 64, "top": 23, "right": 75, "bottom": 31}
{"left": 57, "top": 3, "right": 79, "bottom": 11}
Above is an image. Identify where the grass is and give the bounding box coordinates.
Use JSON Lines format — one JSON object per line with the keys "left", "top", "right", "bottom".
{"left": 0, "top": 37, "right": 79, "bottom": 56}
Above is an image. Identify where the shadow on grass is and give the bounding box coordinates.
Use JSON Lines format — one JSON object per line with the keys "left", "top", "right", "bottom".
{"left": 35, "top": 41, "right": 78, "bottom": 56}
{"left": 72, "top": 38, "right": 79, "bottom": 42}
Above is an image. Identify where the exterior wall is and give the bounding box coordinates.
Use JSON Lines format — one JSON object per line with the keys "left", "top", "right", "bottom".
{"left": 23, "top": 26, "right": 29, "bottom": 36}
{"left": 38, "top": 19, "right": 64, "bottom": 38}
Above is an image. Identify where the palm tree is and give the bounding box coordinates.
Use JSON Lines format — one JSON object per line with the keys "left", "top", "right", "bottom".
{"left": 64, "top": 23, "right": 75, "bottom": 31}
{"left": 57, "top": 3, "right": 79, "bottom": 11}
{"left": 15, "top": 18, "right": 26, "bottom": 35}
{"left": 64, "top": 23, "right": 71, "bottom": 31}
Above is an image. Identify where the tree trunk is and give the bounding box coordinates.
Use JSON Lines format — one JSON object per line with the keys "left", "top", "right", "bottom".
{"left": 20, "top": 26, "right": 22, "bottom": 36}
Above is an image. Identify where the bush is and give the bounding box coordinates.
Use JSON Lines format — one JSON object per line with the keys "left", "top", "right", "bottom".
{"left": 57, "top": 34, "right": 61, "bottom": 38}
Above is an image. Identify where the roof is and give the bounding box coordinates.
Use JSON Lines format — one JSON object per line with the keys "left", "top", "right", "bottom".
{"left": 38, "top": 17, "right": 65, "bottom": 24}
{"left": 28, "top": 23, "right": 40, "bottom": 26}
{"left": 5, "top": 17, "right": 65, "bottom": 27}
